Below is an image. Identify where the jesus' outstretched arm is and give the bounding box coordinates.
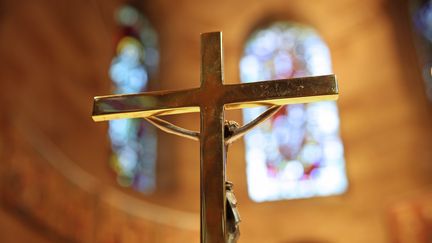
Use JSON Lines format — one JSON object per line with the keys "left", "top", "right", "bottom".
{"left": 145, "top": 105, "right": 282, "bottom": 144}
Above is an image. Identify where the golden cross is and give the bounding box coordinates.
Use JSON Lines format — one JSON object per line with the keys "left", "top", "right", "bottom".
{"left": 92, "top": 32, "right": 338, "bottom": 243}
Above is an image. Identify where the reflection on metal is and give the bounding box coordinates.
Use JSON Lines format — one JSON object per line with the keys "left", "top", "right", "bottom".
{"left": 92, "top": 32, "right": 339, "bottom": 243}
{"left": 93, "top": 76, "right": 338, "bottom": 121}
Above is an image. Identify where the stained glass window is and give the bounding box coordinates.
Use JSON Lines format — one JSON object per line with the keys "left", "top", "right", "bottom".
{"left": 108, "top": 5, "right": 159, "bottom": 193}
{"left": 411, "top": 0, "right": 432, "bottom": 100}
{"left": 413, "top": 0, "right": 432, "bottom": 43}
{"left": 240, "top": 22, "right": 348, "bottom": 202}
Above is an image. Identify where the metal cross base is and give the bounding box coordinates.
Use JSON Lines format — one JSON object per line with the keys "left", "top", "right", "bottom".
{"left": 92, "top": 31, "right": 339, "bottom": 243}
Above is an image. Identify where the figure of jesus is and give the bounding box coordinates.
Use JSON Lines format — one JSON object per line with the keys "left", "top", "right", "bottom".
{"left": 144, "top": 105, "right": 283, "bottom": 243}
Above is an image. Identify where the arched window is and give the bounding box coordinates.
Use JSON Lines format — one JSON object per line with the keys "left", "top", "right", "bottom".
{"left": 108, "top": 5, "right": 159, "bottom": 193}
{"left": 240, "top": 22, "right": 348, "bottom": 202}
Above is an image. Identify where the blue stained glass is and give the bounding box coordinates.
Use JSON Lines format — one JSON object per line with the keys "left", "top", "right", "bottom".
{"left": 412, "top": 0, "right": 432, "bottom": 101}
{"left": 413, "top": 0, "right": 432, "bottom": 43}
{"left": 108, "top": 5, "right": 159, "bottom": 193}
{"left": 240, "top": 22, "right": 348, "bottom": 202}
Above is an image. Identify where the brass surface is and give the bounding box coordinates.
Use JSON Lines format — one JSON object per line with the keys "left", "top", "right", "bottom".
{"left": 93, "top": 76, "right": 338, "bottom": 121}
{"left": 92, "top": 32, "right": 339, "bottom": 243}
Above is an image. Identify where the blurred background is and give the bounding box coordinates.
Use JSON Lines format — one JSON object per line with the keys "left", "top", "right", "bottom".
{"left": 0, "top": 0, "right": 431, "bottom": 242}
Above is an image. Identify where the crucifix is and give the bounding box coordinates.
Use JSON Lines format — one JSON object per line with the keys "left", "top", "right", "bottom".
{"left": 92, "top": 32, "right": 338, "bottom": 243}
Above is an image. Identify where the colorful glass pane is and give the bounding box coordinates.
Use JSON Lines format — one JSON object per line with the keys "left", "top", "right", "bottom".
{"left": 412, "top": 0, "right": 432, "bottom": 100}
{"left": 240, "top": 22, "right": 348, "bottom": 202}
{"left": 413, "top": 0, "right": 432, "bottom": 43}
{"left": 108, "top": 5, "right": 159, "bottom": 193}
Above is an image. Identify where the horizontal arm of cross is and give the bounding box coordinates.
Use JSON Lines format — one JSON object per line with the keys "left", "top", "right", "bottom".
{"left": 92, "top": 88, "right": 200, "bottom": 121}
{"left": 223, "top": 75, "right": 338, "bottom": 109}
{"left": 92, "top": 74, "right": 338, "bottom": 122}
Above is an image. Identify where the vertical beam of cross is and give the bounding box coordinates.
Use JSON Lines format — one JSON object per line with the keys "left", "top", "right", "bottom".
{"left": 200, "top": 32, "right": 226, "bottom": 243}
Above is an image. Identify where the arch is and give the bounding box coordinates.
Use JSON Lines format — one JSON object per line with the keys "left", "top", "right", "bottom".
{"left": 108, "top": 5, "right": 159, "bottom": 193}
{"left": 240, "top": 21, "right": 348, "bottom": 202}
